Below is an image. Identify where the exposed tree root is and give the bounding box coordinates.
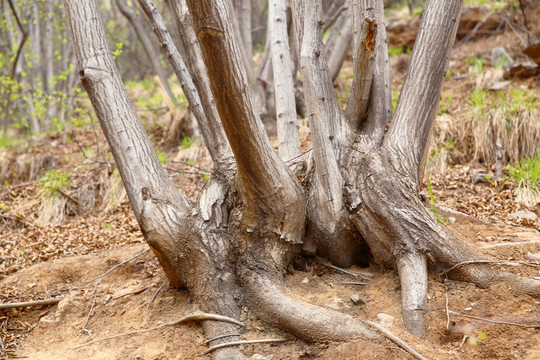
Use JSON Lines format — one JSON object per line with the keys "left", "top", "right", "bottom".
{"left": 72, "top": 312, "right": 244, "bottom": 349}
{"left": 201, "top": 338, "right": 288, "bottom": 356}
{"left": 241, "top": 271, "right": 376, "bottom": 342}
{"left": 364, "top": 321, "right": 427, "bottom": 360}
{"left": 397, "top": 253, "right": 428, "bottom": 338}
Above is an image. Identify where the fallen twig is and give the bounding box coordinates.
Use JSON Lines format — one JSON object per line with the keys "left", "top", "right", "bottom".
{"left": 84, "top": 249, "right": 150, "bottom": 285}
{"left": 481, "top": 240, "right": 540, "bottom": 249}
{"left": 146, "top": 278, "right": 166, "bottom": 309}
{"left": 203, "top": 333, "right": 241, "bottom": 345}
{"left": 436, "top": 259, "right": 527, "bottom": 276}
{"left": 314, "top": 259, "right": 373, "bottom": 280}
{"left": 0, "top": 214, "right": 34, "bottom": 227}
{"left": 73, "top": 312, "right": 245, "bottom": 349}
{"left": 0, "top": 181, "right": 38, "bottom": 196}
{"left": 364, "top": 320, "right": 427, "bottom": 360}
{"left": 201, "top": 338, "right": 288, "bottom": 356}
{"left": 167, "top": 160, "right": 210, "bottom": 173}
{"left": 0, "top": 298, "right": 62, "bottom": 310}
{"left": 448, "top": 310, "right": 540, "bottom": 328}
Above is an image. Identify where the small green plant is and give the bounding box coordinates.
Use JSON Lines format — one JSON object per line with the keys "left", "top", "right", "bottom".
{"left": 426, "top": 177, "right": 448, "bottom": 224}
{"left": 0, "top": 203, "right": 7, "bottom": 213}
{"left": 39, "top": 169, "right": 70, "bottom": 197}
{"left": 392, "top": 90, "right": 400, "bottom": 113}
{"left": 181, "top": 136, "right": 193, "bottom": 149}
{"left": 439, "top": 92, "right": 452, "bottom": 114}
{"left": 466, "top": 56, "right": 484, "bottom": 76}
{"left": 156, "top": 150, "right": 167, "bottom": 164}
{"left": 507, "top": 151, "right": 540, "bottom": 206}
{"left": 112, "top": 42, "right": 124, "bottom": 60}
{"left": 388, "top": 46, "right": 404, "bottom": 56}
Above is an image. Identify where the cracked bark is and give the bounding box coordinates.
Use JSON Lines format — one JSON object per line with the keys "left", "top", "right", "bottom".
{"left": 63, "top": 0, "right": 540, "bottom": 357}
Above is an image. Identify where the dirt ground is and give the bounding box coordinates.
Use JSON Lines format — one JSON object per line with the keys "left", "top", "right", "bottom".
{"left": 1, "top": 3, "right": 540, "bottom": 359}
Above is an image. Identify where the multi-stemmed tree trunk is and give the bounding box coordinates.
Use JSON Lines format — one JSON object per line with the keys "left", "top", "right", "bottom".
{"left": 62, "top": 0, "right": 540, "bottom": 358}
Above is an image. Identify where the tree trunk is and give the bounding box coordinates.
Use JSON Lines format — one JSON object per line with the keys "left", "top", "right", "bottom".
{"left": 268, "top": 0, "right": 301, "bottom": 160}
{"left": 63, "top": 0, "right": 540, "bottom": 357}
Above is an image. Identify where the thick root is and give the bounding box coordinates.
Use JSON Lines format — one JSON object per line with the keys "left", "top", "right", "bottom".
{"left": 241, "top": 270, "right": 377, "bottom": 342}
{"left": 397, "top": 253, "right": 428, "bottom": 338}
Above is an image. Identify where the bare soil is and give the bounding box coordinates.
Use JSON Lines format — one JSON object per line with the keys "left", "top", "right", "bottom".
{"left": 1, "top": 3, "right": 540, "bottom": 359}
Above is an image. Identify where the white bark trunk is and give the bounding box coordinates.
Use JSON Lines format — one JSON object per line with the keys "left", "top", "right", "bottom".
{"left": 269, "top": 0, "right": 301, "bottom": 160}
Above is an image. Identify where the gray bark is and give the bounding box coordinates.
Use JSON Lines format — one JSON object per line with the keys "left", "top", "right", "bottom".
{"left": 137, "top": 0, "right": 232, "bottom": 165}
{"left": 269, "top": 0, "right": 301, "bottom": 160}
{"left": 167, "top": 0, "right": 234, "bottom": 169}
{"left": 356, "top": 0, "right": 391, "bottom": 147}
{"left": 115, "top": 0, "right": 177, "bottom": 108}
{"left": 62, "top": 0, "right": 540, "bottom": 353}
{"left": 384, "top": 0, "right": 461, "bottom": 184}
{"left": 345, "top": 17, "right": 376, "bottom": 129}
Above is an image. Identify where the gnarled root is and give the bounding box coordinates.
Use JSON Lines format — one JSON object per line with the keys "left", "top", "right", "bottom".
{"left": 241, "top": 270, "right": 376, "bottom": 342}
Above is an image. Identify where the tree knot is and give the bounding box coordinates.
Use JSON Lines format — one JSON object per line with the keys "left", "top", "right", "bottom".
{"left": 142, "top": 187, "right": 150, "bottom": 201}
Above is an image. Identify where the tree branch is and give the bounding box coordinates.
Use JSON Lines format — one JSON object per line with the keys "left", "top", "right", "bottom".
{"left": 185, "top": 0, "right": 306, "bottom": 244}
{"left": 346, "top": 17, "right": 376, "bottom": 129}
{"left": 355, "top": 0, "right": 391, "bottom": 147}
{"left": 137, "top": 0, "right": 232, "bottom": 165}
{"left": 383, "top": 0, "right": 462, "bottom": 184}
{"left": 269, "top": 0, "right": 301, "bottom": 160}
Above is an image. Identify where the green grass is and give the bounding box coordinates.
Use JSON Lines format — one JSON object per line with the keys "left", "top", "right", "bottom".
{"left": 427, "top": 177, "right": 448, "bottom": 224}
{"left": 507, "top": 151, "right": 540, "bottom": 206}
{"left": 39, "top": 169, "right": 70, "bottom": 197}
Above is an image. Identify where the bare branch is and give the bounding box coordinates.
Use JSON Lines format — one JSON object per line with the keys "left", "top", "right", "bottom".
{"left": 137, "top": 0, "right": 232, "bottom": 165}
{"left": 346, "top": 17, "right": 376, "bottom": 129}
{"left": 355, "top": 0, "right": 391, "bottom": 147}
{"left": 0, "top": 298, "right": 61, "bottom": 310}
{"left": 384, "top": 0, "right": 462, "bottom": 184}
{"left": 292, "top": 0, "right": 346, "bottom": 217}
{"left": 326, "top": 9, "right": 353, "bottom": 82}
{"left": 115, "top": 0, "right": 177, "bottom": 107}
{"left": 269, "top": 0, "right": 301, "bottom": 160}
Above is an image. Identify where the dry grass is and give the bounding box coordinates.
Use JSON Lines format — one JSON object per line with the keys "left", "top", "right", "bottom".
{"left": 427, "top": 88, "right": 540, "bottom": 175}
{"left": 470, "top": 88, "right": 540, "bottom": 165}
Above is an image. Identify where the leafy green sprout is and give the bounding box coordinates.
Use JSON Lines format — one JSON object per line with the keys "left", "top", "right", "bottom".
{"left": 39, "top": 169, "right": 70, "bottom": 197}
{"left": 156, "top": 150, "right": 167, "bottom": 165}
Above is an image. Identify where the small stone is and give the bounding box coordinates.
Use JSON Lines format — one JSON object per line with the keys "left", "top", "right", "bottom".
{"left": 350, "top": 294, "right": 366, "bottom": 305}
{"left": 464, "top": 307, "right": 472, "bottom": 311}
{"left": 327, "top": 296, "right": 350, "bottom": 311}
{"left": 527, "top": 252, "right": 540, "bottom": 261}
{"left": 251, "top": 354, "right": 274, "bottom": 360}
{"left": 301, "top": 277, "right": 310, "bottom": 284}
{"left": 377, "top": 313, "right": 395, "bottom": 327}
{"left": 134, "top": 355, "right": 144, "bottom": 360}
